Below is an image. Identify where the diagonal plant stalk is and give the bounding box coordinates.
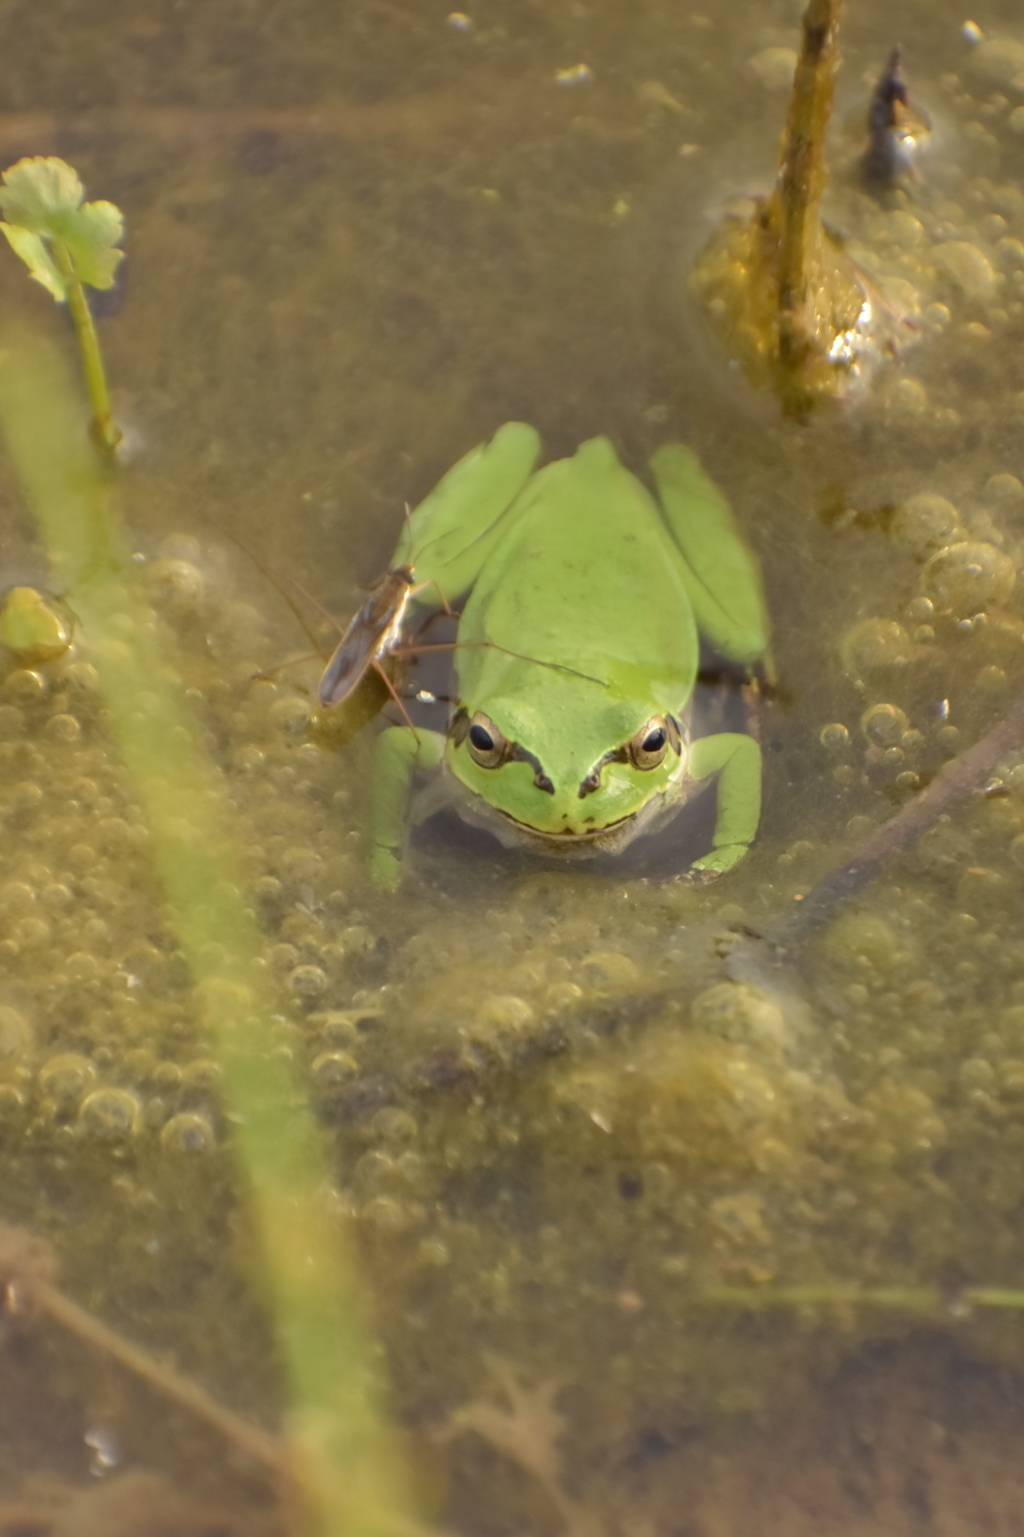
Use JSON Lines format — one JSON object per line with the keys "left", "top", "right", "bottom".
{"left": 0, "top": 330, "right": 424, "bottom": 1537}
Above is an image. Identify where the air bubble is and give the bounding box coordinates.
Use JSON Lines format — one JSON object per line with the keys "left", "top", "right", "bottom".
{"left": 78, "top": 1088, "right": 142, "bottom": 1140}
{"left": 311, "top": 1051, "right": 358, "bottom": 1089}
{"left": 921, "top": 541, "right": 1015, "bottom": 616}
{"left": 819, "top": 722, "right": 850, "bottom": 753}
{"left": 38, "top": 1053, "right": 97, "bottom": 1106}
{"left": 860, "top": 702, "right": 908, "bottom": 746}
{"left": 14, "top": 916, "right": 51, "bottom": 948}
{"left": 65, "top": 953, "right": 100, "bottom": 984}
{"left": 891, "top": 493, "right": 964, "bottom": 557}
{"left": 977, "top": 665, "right": 1007, "bottom": 691}
{"left": 0, "top": 881, "right": 35, "bottom": 911}
{"left": 0, "top": 1006, "right": 32, "bottom": 1059}
{"left": 64, "top": 661, "right": 99, "bottom": 694}
{"left": 269, "top": 696, "right": 309, "bottom": 734}
{"left": 45, "top": 713, "right": 80, "bottom": 743}
{"left": 144, "top": 558, "right": 204, "bottom": 612}
{"left": 371, "top": 1107, "right": 418, "bottom": 1145}
{"left": 839, "top": 619, "right": 912, "bottom": 679}
{"left": 579, "top": 952, "right": 640, "bottom": 988}
{"left": 153, "top": 1061, "right": 183, "bottom": 1091}
{"left": 288, "top": 964, "right": 328, "bottom": 1002}
{"left": 160, "top": 1111, "right": 215, "bottom": 1152}
{"left": 12, "top": 782, "right": 44, "bottom": 812}
{"left": 475, "top": 994, "right": 537, "bottom": 1030}
{"left": 691, "top": 981, "right": 791, "bottom": 1051}
{"left": 360, "top": 1196, "right": 410, "bottom": 1232}
{"left": 986, "top": 472, "right": 1024, "bottom": 509}
{"left": 3, "top": 669, "right": 46, "bottom": 702}
{"left": 181, "top": 1059, "right": 221, "bottom": 1091}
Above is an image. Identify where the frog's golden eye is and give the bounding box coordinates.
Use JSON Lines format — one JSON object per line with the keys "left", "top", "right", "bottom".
{"left": 466, "top": 712, "right": 507, "bottom": 768}
{"left": 629, "top": 717, "right": 671, "bottom": 770}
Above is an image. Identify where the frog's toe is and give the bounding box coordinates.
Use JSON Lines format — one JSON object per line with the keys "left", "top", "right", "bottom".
{"left": 691, "top": 843, "right": 750, "bottom": 877}
{"left": 370, "top": 844, "right": 403, "bottom": 891}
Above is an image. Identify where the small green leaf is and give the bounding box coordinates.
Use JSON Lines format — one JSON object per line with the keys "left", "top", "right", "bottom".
{"left": 0, "top": 157, "right": 124, "bottom": 295}
{"left": 0, "top": 156, "right": 84, "bottom": 227}
{"left": 59, "top": 201, "right": 124, "bottom": 290}
{"left": 0, "top": 223, "right": 66, "bottom": 300}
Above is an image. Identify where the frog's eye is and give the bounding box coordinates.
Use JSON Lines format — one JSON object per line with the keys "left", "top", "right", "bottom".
{"left": 466, "top": 712, "right": 508, "bottom": 768}
{"left": 629, "top": 717, "right": 671, "bottom": 770}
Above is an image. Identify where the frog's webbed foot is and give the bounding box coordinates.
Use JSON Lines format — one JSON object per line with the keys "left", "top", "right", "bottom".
{"left": 691, "top": 842, "right": 750, "bottom": 879}
{"left": 673, "top": 865, "right": 722, "bottom": 887}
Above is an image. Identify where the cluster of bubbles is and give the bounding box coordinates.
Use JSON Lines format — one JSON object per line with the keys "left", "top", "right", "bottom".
{"left": 0, "top": 530, "right": 382, "bottom": 1166}
{"left": 817, "top": 472, "right": 1024, "bottom": 813}
{"left": 0, "top": 1000, "right": 217, "bottom": 1152}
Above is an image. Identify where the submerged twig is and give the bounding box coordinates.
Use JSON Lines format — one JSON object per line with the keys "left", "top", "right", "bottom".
{"left": 0, "top": 1221, "right": 291, "bottom": 1480}
{"left": 773, "top": 684, "right": 1024, "bottom": 947}
{"left": 702, "top": 1282, "right": 1024, "bottom": 1314}
{"left": 0, "top": 99, "right": 487, "bottom": 159}
{"left": 440, "top": 1357, "right": 604, "bottom": 1537}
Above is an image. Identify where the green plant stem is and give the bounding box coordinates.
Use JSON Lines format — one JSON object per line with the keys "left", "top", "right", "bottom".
{"left": 0, "top": 330, "right": 420, "bottom": 1537}
{"left": 51, "top": 238, "right": 121, "bottom": 458}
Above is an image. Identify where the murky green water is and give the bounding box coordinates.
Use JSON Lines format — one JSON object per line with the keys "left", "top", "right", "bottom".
{"left": 4, "top": 0, "right": 1024, "bottom": 1530}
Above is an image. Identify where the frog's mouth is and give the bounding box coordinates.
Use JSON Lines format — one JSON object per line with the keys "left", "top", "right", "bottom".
{"left": 449, "top": 773, "right": 694, "bottom": 858}
{"left": 499, "top": 811, "right": 637, "bottom": 850}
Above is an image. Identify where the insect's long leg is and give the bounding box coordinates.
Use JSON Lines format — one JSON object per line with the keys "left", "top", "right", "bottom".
{"left": 409, "top": 576, "right": 454, "bottom": 616}
{"left": 281, "top": 572, "right": 348, "bottom": 640}
{"left": 201, "top": 512, "right": 338, "bottom": 655}
{"left": 371, "top": 657, "right": 419, "bottom": 740}
{"left": 389, "top": 639, "right": 607, "bottom": 688}
{"left": 249, "top": 650, "right": 324, "bottom": 686}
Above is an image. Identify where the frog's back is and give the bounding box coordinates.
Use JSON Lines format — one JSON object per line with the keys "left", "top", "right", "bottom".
{"left": 457, "top": 437, "right": 698, "bottom": 708}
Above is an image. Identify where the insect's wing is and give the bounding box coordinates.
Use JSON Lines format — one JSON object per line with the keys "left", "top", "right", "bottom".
{"left": 319, "top": 605, "right": 387, "bottom": 706}
{"left": 318, "top": 577, "right": 410, "bottom": 707}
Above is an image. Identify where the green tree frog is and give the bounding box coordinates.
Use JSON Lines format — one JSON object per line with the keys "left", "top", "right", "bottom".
{"left": 361, "top": 423, "right": 772, "bottom": 889}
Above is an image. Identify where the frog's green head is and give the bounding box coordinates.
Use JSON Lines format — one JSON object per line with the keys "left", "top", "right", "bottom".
{"left": 445, "top": 692, "right": 688, "bottom": 848}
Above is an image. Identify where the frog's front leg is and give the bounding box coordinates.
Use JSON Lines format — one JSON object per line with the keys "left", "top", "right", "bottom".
{"left": 369, "top": 726, "right": 445, "bottom": 889}
{"left": 687, "top": 732, "right": 762, "bottom": 876}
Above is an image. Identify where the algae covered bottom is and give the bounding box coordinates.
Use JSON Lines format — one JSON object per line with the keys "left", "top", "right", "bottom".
{"left": 4, "top": 0, "right": 1024, "bottom": 1531}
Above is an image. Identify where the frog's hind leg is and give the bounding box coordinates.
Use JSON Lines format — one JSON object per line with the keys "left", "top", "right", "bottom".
{"left": 649, "top": 444, "right": 773, "bottom": 676}
{"left": 393, "top": 421, "right": 542, "bottom": 608}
